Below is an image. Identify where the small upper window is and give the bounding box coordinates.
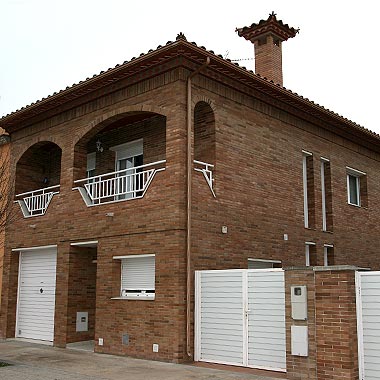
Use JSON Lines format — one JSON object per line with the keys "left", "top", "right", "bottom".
{"left": 347, "top": 174, "right": 359, "bottom": 206}
{"left": 346, "top": 167, "right": 367, "bottom": 207}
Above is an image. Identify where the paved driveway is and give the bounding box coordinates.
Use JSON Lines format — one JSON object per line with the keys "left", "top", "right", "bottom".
{"left": 0, "top": 340, "right": 283, "bottom": 380}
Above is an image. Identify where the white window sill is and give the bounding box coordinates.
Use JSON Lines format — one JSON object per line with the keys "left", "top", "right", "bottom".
{"left": 111, "top": 296, "right": 155, "bottom": 301}
{"left": 347, "top": 202, "right": 361, "bottom": 208}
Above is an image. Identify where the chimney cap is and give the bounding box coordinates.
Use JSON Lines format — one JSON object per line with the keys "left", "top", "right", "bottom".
{"left": 236, "top": 12, "right": 299, "bottom": 43}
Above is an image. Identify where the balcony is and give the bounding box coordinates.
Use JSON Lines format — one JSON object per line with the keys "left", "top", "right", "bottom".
{"left": 73, "top": 160, "right": 166, "bottom": 207}
{"left": 15, "top": 185, "right": 60, "bottom": 218}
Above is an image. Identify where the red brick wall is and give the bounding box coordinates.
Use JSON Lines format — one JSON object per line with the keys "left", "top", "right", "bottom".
{"left": 314, "top": 269, "right": 358, "bottom": 380}
{"left": 94, "top": 232, "right": 187, "bottom": 362}
{"left": 285, "top": 268, "right": 317, "bottom": 380}
{"left": 66, "top": 247, "right": 97, "bottom": 343}
{"left": 190, "top": 73, "right": 380, "bottom": 273}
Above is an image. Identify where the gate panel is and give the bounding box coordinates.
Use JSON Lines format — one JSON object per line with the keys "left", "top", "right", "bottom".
{"left": 357, "top": 271, "right": 380, "bottom": 380}
{"left": 247, "top": 270, "right": 286, "bottom": 371}
{"left": 195, "top": 269, "right": 286, "bottom": 372}
{"left": 195, "top": 270, "right": 244, "bottom": 366}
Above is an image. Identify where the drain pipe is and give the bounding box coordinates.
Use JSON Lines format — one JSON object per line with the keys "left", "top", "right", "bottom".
{"left": 186, "top": 57, "right": 210, "bottom": 358}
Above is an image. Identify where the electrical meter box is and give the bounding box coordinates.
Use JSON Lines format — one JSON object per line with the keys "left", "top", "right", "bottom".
{"left": 291, "top": 285, "right": 307, "bottom": 320}
{"left": 76, "top": 311, "right": 88, "bottom": 332}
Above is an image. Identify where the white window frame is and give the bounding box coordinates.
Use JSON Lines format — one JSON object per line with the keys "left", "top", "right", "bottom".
{"left": 86, "top": 152, "right": 96, "bottom": 178}
{"left": 305, "top": 242, "right": 316, "bottom": 266}
{"left": 110, "top": 139, "right": 143, "bottom": 200}
{"left": 346, "top": 167, "right": 366, "bottom": 207}
{"left": 323, "top": 244, "right": 334, "bottom": 266}
{"left": 113, "top": 254, "right": 155, "bottom": 300}
{"left": 302, "top": 150, "right": 313, "bottom": 228}
{"left": 110, "top": 139, "right": 143, "bottom": 164}
{"left": 320, "top": 157, "right": 329, "bottom": 231}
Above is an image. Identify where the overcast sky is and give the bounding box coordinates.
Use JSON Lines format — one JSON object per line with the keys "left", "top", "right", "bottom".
{"left": 1, "top": 0, "right": 379, "bottom": 134}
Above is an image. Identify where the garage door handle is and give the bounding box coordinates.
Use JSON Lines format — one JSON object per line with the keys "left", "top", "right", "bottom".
{"left": 40, "top": 288, "right": 44, "bottom": 294}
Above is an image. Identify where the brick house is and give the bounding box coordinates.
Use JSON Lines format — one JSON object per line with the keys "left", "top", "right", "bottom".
{"left": 0, "top": 13, "right": 379, "bottom": 371}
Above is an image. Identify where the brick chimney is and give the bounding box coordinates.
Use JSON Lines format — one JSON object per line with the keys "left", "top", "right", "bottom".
{"left": 236, "top": 12, "right": 298, "bottom": 86}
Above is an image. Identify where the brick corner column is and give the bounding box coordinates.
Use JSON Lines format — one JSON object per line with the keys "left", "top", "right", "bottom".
{"left": 314, "top": 266, "right": 359, "bottom": 380}
{"left": 284, "top": 265, "right": 360, "bottom": 380}
{"left": 53, "top": 242, "right": 71, "bottom": 348}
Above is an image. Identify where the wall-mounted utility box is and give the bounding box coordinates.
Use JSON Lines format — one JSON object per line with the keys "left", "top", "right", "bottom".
{"left": 291, "top": 285, "right": 307, "bottom": 320}
{"left": 291, "top": 325, "right": 308, "bottom": 356}
{"left": 76, "top": 311, "right": 88, "bottom": 332}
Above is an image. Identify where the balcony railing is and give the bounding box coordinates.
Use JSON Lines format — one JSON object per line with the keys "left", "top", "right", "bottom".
{"left": 73, "top": 160, "right": 166, "bottom": 206}
{"left": 194, "top": 160, "right": 215, "bottom": 197}
{"left": 15, "top": 185, "right": 60, "bottom": 218}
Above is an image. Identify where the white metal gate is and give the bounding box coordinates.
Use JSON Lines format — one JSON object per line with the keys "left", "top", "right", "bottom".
{"left": 16, "top": 247, "right": 57, "bottom": 342}
{"left": 356, "top": 271, "right": 380, "bottom": 380}
{"left": 195, "top": 269, "right": 286, "bottom": 372}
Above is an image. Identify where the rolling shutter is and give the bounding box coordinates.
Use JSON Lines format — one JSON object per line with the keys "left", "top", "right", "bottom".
{"left": 121, "top": 255, "right": 155, "bottom": 298}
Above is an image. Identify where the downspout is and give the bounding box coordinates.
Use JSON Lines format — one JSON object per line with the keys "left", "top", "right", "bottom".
{"left": 186, "top": 57, "right": 210, "bottom": 357}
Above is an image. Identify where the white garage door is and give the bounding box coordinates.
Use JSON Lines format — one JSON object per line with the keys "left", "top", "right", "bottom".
{"left": 195, "top": 269, "right": 286, "bottom": 372}
{"left": 356, "top": 271, "right": 380, "bottom": 380}
{"left": 16, "top": 247, "right": 57, "bottom": 342}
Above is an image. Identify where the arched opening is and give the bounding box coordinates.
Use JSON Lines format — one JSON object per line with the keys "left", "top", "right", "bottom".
{"left": 15, "top": 141, "right": 62, "bottom": 217}
{"left": 194, "top": 102, "right": 215, "bottom": 196}
{"left": 73, "top": 111, "right": 166, "bottom": 206}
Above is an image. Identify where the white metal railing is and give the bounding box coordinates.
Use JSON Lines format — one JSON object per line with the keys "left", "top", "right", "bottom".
{"left": 194, "top": 160, "right": 216, "bottom": 197}
{"left": 73, "top": 160, "right": 166, "bottom": 206}
{"left": 15, "top": 185, "right": 60, "bottom": 218}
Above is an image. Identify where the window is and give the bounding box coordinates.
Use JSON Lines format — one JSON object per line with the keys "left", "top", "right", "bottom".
{"left": 323, "top": 244, "right": 334, "bottom": 266}
{"left": 113, "top": 254, "right": 155, "bottom": 300}
{"left": 321, "top": 158, "right": 333, "bottom": 231}
{"left": 86, "top": 152, "right": 96, "bottom": 179}
{"left": 110, "top": 139, "right": 143, "bottom": 200}
{"left": 248, "top": 258, "right": 282, "bottom": 269}
{"left": 346, "top": 167, "right": 367, "bottom": 207}
{"left": 302, "top": 151, "right": 315, "bottom": 228}
{"left": 305, "top": 242, "right": 316, "bottom": 266}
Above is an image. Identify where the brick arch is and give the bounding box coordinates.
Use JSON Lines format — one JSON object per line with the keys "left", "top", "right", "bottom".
{"left": 73, "top": 105, "right": 168, "bottom": 147}
{"left": 192, "top": 96, "right": 216, "bottom": 112}
{"left": 73, "top": 105, "right": 167, "bottom": 183}
{"left": 13, "top": 137, "right": 63, "bottom": 165}
{"left": 15, "top": 141, "right": 63, "bottom": 194}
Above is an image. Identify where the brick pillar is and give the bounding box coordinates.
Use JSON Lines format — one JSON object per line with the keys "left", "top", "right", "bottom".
{"left": 314, "top": 268, "right": 358, "bottom": 380}
{"left": 0, "top": 247, "right": 19, "bottom": 339}
{"left": 285, "top": 267, "right": 317, "bottom": 380}
{"left": 285, "top": 266, "right": 359, "bottom": 380}
{"left": 53, "top": 242, "right": 70, "bottom": 347}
